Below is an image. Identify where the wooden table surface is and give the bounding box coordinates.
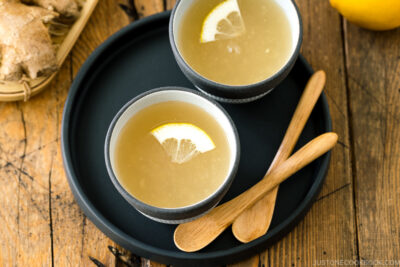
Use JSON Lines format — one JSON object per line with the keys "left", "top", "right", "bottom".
{"left": 1, "top": 0, "right": 399, "bottom": 266}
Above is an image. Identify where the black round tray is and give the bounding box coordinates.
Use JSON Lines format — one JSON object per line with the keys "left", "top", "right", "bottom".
{"left": 61, "top": 11, "right": 331, "bottom": 267}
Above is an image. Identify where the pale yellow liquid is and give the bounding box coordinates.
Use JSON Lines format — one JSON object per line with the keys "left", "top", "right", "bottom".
{"left": 178, "top": 0, "right": 293, "bottom": 86}
{"left": 114, "top": 102, "right": 230, "bottom": 208}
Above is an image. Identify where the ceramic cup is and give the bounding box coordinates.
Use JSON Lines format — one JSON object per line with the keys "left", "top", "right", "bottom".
{"left": 105, "top": 87, "right": 240, "bottom": 224}
{"left": 169, "top": 0, "right": 303, "bottom": 103}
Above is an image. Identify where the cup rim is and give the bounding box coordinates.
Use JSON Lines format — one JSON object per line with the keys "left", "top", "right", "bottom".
{"left": 169, "top": 0, "right": 303, "bottom": 93}
{"left": 104, "top": 87, "right": 240, "bottom": 217}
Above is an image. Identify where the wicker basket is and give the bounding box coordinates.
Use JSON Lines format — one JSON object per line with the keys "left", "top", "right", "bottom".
{"left": 0, "top": 0, "right": 99, "bottom": 102}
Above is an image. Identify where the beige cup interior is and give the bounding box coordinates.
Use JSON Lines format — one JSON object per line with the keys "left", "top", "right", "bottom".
{"left": 172, "top": 0, "right": 301, "bottom": 69}
{"left": 108, "top": 90, "right": 238, "bottom": 199}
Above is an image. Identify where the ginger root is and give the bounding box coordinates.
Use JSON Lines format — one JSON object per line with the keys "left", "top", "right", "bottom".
{"left": 22, "top": 0, "right": 80, "bottom": 18}
{"left": 0, "top": 1, "right": 58, "bottom": 80}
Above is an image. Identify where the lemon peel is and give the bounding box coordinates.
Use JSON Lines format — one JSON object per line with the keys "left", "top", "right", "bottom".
{"left": 151, "top": 123, "right": 215, "bottom": 164}
{"left": 330, "top": 0, "right": 400, "bottom": 31}
{"left": 200, "top": 0, "right": 245, "bottom": 43}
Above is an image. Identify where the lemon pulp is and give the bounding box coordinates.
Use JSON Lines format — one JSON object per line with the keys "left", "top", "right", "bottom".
{"left": 200, "top": 0, "right": 245, "bottom": 43}
{"left": 177, "top": 0, "right": 293, "bottom": 86}
{"left": 114, "top": 101, "right": 230, "bottom": 208}
{"left": 151, "top": 123, "right": 215, "bottom": 164}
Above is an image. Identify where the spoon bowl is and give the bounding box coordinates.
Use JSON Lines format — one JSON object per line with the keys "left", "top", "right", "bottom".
{"left": 232, "top": 70, "right": 326, "bottom": 242}
{"left": 174, "top": 132, "right": 338, "bottom": 252}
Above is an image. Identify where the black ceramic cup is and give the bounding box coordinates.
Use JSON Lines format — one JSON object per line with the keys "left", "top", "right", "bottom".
{"left": 105, "top": 87, "right": 240, "bottom": 224}
{"left": 169, "top": 0, "right": 303, "bottom": 103}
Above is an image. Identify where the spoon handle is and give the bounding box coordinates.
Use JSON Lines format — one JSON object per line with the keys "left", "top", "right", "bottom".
{"left": 174, "top": 132, "right": 338, "bottom": 252}
{"left": 232, "top": 71, "right": 326, "bottom": 243}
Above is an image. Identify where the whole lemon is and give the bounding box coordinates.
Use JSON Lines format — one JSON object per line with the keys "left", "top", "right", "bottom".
{"left": 330, "top": 0, "right": 400, "bottom": 31}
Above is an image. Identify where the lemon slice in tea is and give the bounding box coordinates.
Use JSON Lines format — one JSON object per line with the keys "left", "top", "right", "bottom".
{"left": 200, "top": 0, "right": 245, "bottom": 43}
{"left": 151, "top": 123, "right": 216, "bottom": 164}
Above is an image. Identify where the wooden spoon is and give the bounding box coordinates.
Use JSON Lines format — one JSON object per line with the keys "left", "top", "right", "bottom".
{"left": 232, "top": 70, "right": 327, "bottom": 243}
{"left": 174, "top": 132, "right": 338, "bottom": 252}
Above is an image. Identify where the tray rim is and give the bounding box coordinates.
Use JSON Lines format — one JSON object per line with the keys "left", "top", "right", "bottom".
{"left": 61, "top": 11, "right": 332, "bottom": 265}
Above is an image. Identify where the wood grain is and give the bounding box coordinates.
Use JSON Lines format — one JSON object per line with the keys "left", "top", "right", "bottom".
{"left": 266, "top": 0, "right": 358, "bottom": 266}
{"left": 48, "top": 1, "right": 130, "bottom": 266}
{"left": 165, "top": 0, "right": 177, "bottom": 10}
{"left": 228, "top": 255, "right": 259, "bottom": 267}
{"left": 0, "top": 97, "right": 52, "bottom": 265}
{"left": 134, "top": 0, "right": 164, "bottom": 19}
{"left": 344, "top": 22, "right": 400, "bottom": 263}
{"left": 0, "top": 38, "right": 77, "bottom": 267}
{"left": 1, "top": 0, "right": 399, "bottom": 265}
{"left": 141, "top": 259, "right": 169, "bottom": 267}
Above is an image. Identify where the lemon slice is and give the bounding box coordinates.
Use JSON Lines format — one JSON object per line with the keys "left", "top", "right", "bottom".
{"left": 200, "top": 0, "right": 245, "bottom": 43}
{"left": 151, "top": 123, "right": 216, "bottom": 164}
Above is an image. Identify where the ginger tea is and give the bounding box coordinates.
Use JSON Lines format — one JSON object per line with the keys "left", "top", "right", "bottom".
{"left": 114, "top": 101, "right": 230, "bottom": 208}
{"left": 178, "top": 0, "right": 293, "bottom": 86}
